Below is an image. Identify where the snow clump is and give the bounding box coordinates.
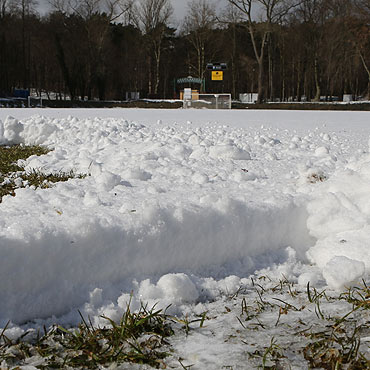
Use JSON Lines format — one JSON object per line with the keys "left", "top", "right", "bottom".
{"left": 1, "top": 116, "right": 24, "bottom": 145}
{"left": 322, "top": 256, "right": 365, "bottom": 291}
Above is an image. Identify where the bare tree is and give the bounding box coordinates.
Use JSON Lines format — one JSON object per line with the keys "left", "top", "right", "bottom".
{"left": 133, "top": 0, "right": 173, "bottom": 95}
{"left": 355, "top": 0, "right": 370, "bottom": 14}
{"left": 49, "top": 0, "right": 133, "bottom": 58}
{"left": 9, "top": 0, "right": 37, "bottom": 12}
{"left": 9, "top": 0, "right": 38, "bottom": 89}
{"left": 293, "top": 0, "right": 326, "bottom": 101}
{"left": 182, "top": 0, "right": 216, "bottom": 90}
{"left": 49, "top": 0, "right": 133, "bottom": 99}
{"left": 350, "top": 0, "right": 370, "bottom": 98}
{"left": 49, "top": 0, "right": 133, "bottom": 19}
{"left": 226, "top": 0, "right": 300, "bottom": 103}
{"left": 0, "top": 0, "right": 8, "bottom": 17}
{"left": 219, "top": 4, "right": 245, "bottom": 98}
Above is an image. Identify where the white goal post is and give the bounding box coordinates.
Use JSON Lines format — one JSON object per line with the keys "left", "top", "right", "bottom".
{"left": 183, "top": 93, "right": 232, "bottom": 109}
{"left": 28, "top": 95, "right": 43, "bottom": 108}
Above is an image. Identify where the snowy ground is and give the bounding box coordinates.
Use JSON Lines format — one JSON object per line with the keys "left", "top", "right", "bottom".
{"left": 0, "top": 108, "right": 369, "bottom": 368}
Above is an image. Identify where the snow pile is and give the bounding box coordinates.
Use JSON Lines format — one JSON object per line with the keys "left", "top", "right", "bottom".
{"left": 322, "top": 256, "right": 365, "bottom": 291}
{"left": 0, "top": 109, "right": 369, "bottom": 327}
{"left": 306, "top": 153, "right": 370, "bottom": 289}
{"left": 0, "top": 116, "right": 24, "bottom": 145}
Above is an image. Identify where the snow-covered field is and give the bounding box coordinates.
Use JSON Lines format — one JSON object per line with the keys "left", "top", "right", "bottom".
{"left": 0, "top": 108, "right": 369, "bottom": 368}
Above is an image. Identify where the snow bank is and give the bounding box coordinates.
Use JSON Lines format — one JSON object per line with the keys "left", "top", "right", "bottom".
{"left": 0, "top": 187, "right": 311, "bottom": 324}
{"left": 0, "top": 110, "right": 369, "bottom": 325}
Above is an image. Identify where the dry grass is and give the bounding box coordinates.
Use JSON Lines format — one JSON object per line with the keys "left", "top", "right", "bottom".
{"left": 0, "top": 144, "right": 86, "bottom": 202}
{"left": 0, "top": 304, "right": 174, "bottom": 369}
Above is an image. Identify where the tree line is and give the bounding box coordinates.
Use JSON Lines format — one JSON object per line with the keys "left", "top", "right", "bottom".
{"left": 0, "top": 0, "right": 369, "bottom": 103}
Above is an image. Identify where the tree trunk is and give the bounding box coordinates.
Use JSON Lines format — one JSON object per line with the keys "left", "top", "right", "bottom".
{"left": 232, "top": 59, "right": 237, "bottom": 99}
{"left": 22, "top": 1, "right": 27, "bottom": 88}
{"left": 54, "top": 34, "right": 75, "bottom": 100}
{"left": 268, "top": 39, "right": 273, "bottom": 101}
{"left": 296, "top": 60, "right": 302, "bottom": 101}
{"left": 280, "top": 43, "right": 285, "bottom": 101}
{"left": 147, "top": 55, "right": 152, "bottom": 95}
{"left": 200, "top": 46, "right": 205, "bottom": 92}
{"left": 314, "top": 58, "right": 320, "bottom": 102}
{"left": 154, "top": 47, "right": 161, "bottom": 95}
{"left": 359, "top": 50, "right": 370, "bottom": 99}
{"left": 257, "top": 59, "right": 264, "bottom": 104}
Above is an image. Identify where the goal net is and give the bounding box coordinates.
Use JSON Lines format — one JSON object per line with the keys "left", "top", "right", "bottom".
{"left": 183, "top": 93, "right": 231, "bottom": 109}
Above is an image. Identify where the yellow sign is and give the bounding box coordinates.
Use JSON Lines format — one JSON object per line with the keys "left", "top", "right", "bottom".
{"left": 212, "top": 71, "right": 223, "bottom": 81}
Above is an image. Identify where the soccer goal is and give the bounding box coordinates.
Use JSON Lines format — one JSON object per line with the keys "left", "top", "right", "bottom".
{"left": 183, "top": 93, "right": 232, "bottom": 109}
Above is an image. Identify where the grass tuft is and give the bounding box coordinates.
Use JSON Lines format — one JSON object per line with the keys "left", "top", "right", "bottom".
{"left": 0, "top": 303, "right": 174, "bottom": 369}
{"left": 0, "top": 144, "right": 86, "bottom": 202}
{"left": 0, "top": 144, "right": 49, "bottom": 174}
{"left": 239, "top": 280, "right": 370, "bottom": 369}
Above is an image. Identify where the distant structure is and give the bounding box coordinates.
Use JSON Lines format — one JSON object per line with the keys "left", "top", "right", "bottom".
{"left": 239, "top": 93, "right": 259, "bottom": 104}
{"left": 175, "top": 76, "right": 205, "bottom": 99}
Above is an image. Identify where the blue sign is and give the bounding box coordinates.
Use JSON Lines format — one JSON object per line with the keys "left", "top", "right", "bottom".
{"left": 13, "top": 89, "right": 30, "bottom": 99}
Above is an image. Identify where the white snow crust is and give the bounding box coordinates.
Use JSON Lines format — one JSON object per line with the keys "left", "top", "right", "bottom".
{"left": 0, "top": 107, "right": 369, "bottom": 331}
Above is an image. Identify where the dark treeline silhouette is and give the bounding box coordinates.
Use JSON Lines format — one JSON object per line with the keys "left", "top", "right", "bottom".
{"left": 0, "top": 0, "right": 369, "bottom": 103}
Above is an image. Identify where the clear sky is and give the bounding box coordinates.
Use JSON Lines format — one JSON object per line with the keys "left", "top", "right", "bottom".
{"left": 37, "top": 0, "right": 229, "bottom": 25}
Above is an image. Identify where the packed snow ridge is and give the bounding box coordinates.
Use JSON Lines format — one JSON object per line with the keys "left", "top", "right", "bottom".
{"left": 0, "top": 111, "right": 369, "bottom": 327}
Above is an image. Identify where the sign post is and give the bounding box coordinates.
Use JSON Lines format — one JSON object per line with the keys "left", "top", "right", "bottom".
{"left": 212, "top": 71, "right": 223, "bottom": 81}
{"left": 207, "top": 62, "right": 227, "bottom": 86}
{"left": 183, "top": 88, "right": 192, "bottom": 100}
{"left": 207, "top": 63, "right": 227, "bottom": 71}
{"left": 183, "top": 88, "right": 192, "bottom": 108}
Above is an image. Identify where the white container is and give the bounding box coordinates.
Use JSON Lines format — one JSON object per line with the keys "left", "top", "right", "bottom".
{"left": 343, "top": 94, "right": 353, "bottom": 102}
